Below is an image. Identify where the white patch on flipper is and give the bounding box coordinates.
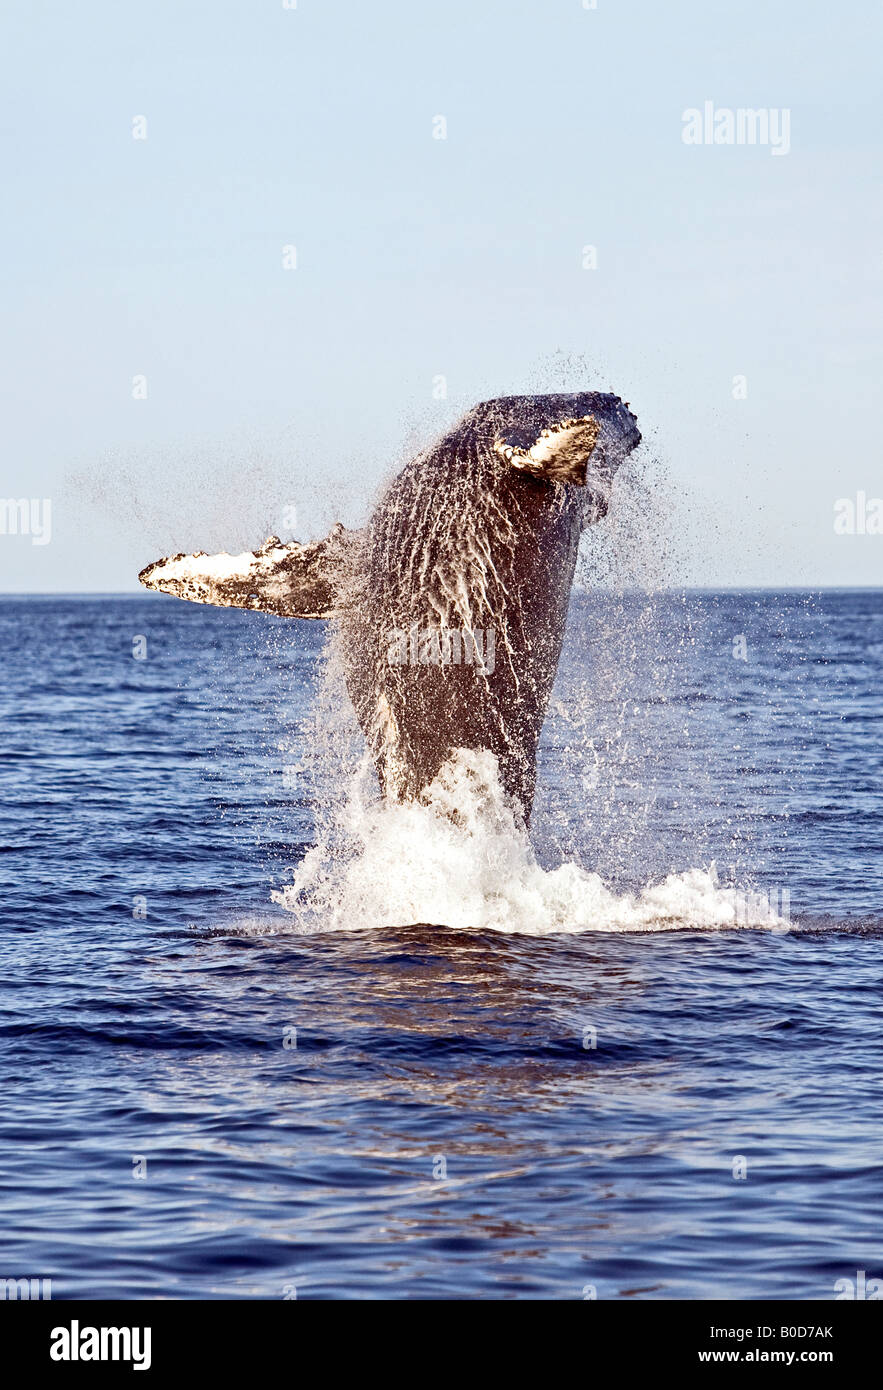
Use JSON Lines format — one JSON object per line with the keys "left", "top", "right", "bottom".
{"left": 494, "top": 415, "right": 601, "bottom": 486}
{"left": 147, "top": 545, "right": 289, "bottom": 585}
{"left": 141, "top": 542, "right": 297, "bottom": 608}
{"left": 139, "top": 527, "right": 353, "bottom": 618}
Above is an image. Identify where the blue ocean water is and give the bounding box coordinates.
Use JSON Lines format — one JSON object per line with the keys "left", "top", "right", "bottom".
{"left": 1, "top": 589, "right": 881, "bottom": 1299}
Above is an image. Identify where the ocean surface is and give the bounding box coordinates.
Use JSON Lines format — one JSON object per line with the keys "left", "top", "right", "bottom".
{"left": 1, "top": 588, "right": 881, "bottom": 1299}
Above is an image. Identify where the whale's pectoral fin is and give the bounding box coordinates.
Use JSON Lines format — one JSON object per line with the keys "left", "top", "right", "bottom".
{"left": 138, "top": 523, "right": 357, "bottom": 618}
{"left": 493, "top": 415, "right": 601, "bottom": 487}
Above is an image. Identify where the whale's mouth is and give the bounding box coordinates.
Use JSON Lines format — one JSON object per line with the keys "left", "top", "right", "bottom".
{"left": 493, "top": 415, "right": 601, "bottom": 486}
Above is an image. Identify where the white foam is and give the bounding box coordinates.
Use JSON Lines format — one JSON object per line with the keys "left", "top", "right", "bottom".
{"left": 272, "top": 749, "right": 789, "bottom": 935}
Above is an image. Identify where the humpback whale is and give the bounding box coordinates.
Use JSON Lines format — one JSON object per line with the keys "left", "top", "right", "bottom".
{"left": 139, "top": 393, "right": 641, "bottom": 822}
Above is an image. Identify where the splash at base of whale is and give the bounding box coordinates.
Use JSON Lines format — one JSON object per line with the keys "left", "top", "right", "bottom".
{"left": 270, "top": 747, "right": 790, "bottom": 935}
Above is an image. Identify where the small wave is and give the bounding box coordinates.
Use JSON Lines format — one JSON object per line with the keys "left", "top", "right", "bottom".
{"left": 271, "top": 749, "right": 790, "bottom": 935}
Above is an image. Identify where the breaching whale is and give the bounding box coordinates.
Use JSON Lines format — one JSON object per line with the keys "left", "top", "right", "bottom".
{"left": 139, "top": 393, "right": 641, "bottom": 822}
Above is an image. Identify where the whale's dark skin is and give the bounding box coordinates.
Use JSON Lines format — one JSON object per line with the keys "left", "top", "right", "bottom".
{"left": 139, "top": 392, "right": 641, "bottom": 822}
{"left": 339, "top": 393, "right": 640, "bottom": 820}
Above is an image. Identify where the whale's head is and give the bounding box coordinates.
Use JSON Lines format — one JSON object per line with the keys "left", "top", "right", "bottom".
{"left": 475, "top": 392, "right": 641, "bottom": 519}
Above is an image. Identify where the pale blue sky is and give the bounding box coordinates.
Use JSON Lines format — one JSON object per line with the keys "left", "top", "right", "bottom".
{"left": 2, "top": 0, "right": 881, "bottom": 590}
